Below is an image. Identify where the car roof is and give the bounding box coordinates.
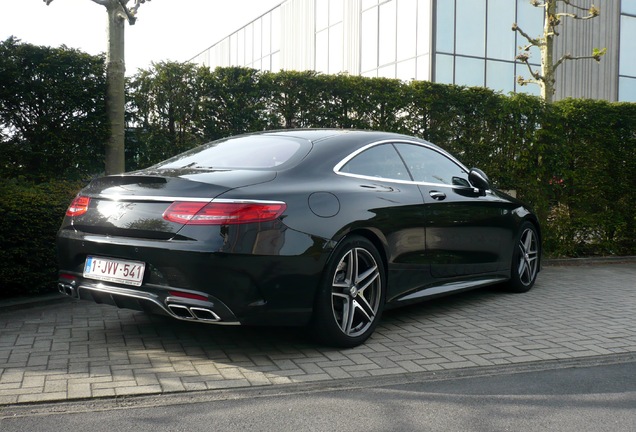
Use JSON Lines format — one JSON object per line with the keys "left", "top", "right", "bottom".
{"left": 258, "top": 128, "right": 418, "bottom": 144}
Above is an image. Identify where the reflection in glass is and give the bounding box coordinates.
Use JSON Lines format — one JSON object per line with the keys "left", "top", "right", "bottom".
{"left": 435, "top": 53, "right": 454, "bottom": 84}
{"left": 456, "top": 0, "right": 486, "bottom": 56}
{"left": 487, "top": 0, "right": 515, "bottom": 60}
{"left": 619, "top": 77, "right": 636, "bottom": 102}
{"left": 487, "top": 60, "right": 515, "bottom": 94}
{"left": 456, "top": 56, "right": 485, "bottom": 87}
{"left": 620, "top": 16, "right": 636, "bottom": 77}
{"left": 435, "top": 0, "right": 454, "bottom": 53}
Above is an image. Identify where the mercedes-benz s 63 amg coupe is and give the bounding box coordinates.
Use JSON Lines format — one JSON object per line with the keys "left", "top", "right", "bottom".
{"left": 57, "top": 129, "right": 541, "bottom": 347}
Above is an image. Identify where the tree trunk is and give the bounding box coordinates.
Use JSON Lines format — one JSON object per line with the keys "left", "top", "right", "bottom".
{"left": 105, "top": 2, "right": 126, "bottom": 175}
{"left": 541, "top": 0, "right": 557, "bottom": 104}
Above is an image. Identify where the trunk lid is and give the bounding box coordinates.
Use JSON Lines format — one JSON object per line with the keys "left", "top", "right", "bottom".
{"left": 63, "top": 169, "right": 276, "bottom": 240}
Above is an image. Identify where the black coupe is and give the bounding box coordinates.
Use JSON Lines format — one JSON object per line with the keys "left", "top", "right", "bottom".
{"left": 57, "top": 129, "right": 541, "bottom": 347}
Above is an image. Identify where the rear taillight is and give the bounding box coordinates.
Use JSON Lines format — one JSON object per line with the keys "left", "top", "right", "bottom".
{"left": 162, "top": 201, "right": 286, "bottom": 225}
{"left": 66, "top": 196, "right": 90, "bottom": 217}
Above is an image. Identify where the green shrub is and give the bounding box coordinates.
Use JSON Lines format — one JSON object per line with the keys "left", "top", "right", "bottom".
{"left": 0, "top": 179, "right": 82, "bottom": 299}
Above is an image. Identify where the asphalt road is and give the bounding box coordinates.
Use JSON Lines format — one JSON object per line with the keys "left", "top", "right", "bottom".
{"left": 2, "top": 358, "right": 635, "bottom": 432}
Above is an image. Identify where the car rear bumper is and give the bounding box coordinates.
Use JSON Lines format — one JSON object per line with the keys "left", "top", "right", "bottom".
{"left": 56, "top": 228, "right": 331, "bottom": 326}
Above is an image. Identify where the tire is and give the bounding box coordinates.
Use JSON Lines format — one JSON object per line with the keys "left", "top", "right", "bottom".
{"left": 311, "top": 235, "right": 385, "bottom": 348}
{"left": 505, "top": 221, "right": 540, "bottom": 293}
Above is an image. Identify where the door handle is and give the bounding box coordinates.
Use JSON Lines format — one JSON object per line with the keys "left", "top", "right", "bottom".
{"left": 429, "top": 191, "right": 446, "bottom": 201}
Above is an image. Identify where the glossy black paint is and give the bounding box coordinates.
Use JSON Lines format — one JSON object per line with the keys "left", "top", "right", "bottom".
{"left": 56, "top": 129, "right": 541, "bottom": 330}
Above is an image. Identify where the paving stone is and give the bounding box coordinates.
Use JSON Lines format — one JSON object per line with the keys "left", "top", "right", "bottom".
{"left": 0, "top": 263, "right": 634, "bottom": 405}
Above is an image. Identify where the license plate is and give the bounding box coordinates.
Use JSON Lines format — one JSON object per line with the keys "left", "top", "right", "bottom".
{"left": 83, "top": 256, "right": 145, "bottom": 286}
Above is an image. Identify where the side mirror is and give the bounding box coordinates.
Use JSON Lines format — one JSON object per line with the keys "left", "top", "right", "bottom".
{"left": 469, "top": 168, "right": 491, "bottom": 191}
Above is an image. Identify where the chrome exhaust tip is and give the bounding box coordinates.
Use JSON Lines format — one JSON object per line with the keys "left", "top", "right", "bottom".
{"left": 190, "top": 307, "right": 221, "bottom": 322}
{"left": 58, "top": 283, "right": 77, "bottom": 298}
{"left": 167, "top": 304, "right": 195, "bottom": 319}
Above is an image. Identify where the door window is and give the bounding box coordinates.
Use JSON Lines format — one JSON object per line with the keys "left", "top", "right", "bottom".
{"left": 394, "top": 143, "right": 469, "bottom": 186}
{"left": 339, "top": 144, "right": 411, "bottom": 181}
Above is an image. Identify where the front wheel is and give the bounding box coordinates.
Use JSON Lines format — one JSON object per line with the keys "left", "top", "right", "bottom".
{"left": 311, "top": 236, "right": 385, "bottom": 348}
{"left": 505, "top": 222, "right": 540, "bottom": 293}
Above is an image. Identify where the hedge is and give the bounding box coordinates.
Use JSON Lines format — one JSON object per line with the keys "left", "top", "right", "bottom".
{"left": 1, "top": 53, "right": 635, "bottom": 298}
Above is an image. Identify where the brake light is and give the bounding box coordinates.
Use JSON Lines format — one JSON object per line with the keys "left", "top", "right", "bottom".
{"left": 162, "top": 201, "right": 286, "bottom": 225}
{"left": 66, "top": 196, "right": 90, "bottom": 217}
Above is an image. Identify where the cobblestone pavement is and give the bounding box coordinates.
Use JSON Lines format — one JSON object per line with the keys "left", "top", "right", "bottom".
{"left": 1, "top": 263, "right": 635, "bottom": 405}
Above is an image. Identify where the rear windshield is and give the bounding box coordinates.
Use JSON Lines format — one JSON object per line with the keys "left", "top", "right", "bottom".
{"left": 154, "top": 135, "right": 310, "bottom": 170}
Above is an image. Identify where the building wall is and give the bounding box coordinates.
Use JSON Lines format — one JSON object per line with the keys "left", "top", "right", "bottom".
{"left": 189, "top": 0, "right": 631, "bottom": 102}
{"left": 554, "top": 0, "right": 620, "bottom": 101}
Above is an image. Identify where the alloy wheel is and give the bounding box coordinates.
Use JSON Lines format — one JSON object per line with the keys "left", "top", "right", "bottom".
{"left": 517, "top": 227, "right": 539, "bottom": 286}
{"left": 330, "top": 247, "right": 382, "bottom": 338}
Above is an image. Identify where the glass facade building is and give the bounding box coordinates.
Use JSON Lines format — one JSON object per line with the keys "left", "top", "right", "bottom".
{"left": 190, "top": 0, "right": 634, "bottom": 102}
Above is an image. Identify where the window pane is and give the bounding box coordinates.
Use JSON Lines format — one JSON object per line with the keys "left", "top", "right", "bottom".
{"left": 435, "top": 53, "right": 454, "bottom": 84}
{"left": 623, "top": 2, "right": 636, "bottom": 15}
{"left": 245, "top": 25, "right": 253, "bottom": 64}
{"left": 619, "top": 77, "right": 636, "bottom": 102}
{"left": 272, "top": 9, "right": 281, "bottom": 52}
{"left": 515, "top": 63, "right": 541, "bottom": 96}
{"left": 262, "top": 15, "right": 271, "bottom": 55}
{"left": 397, "top": 58, "right": 416, "bottom": 81}
{"left": 340, "top": 145, "right": 410, "bottom": 180}
{"left": 417, "top": 0, "right": 432, "bottom": 55}
{"left": 620, "top": 16, "right": 636, "bottom": 77}
{"left": 329, "top": 23, "right": 343, "bottom": 73}
{"left": 455, "top": 56, "right": 485, "bottom": 87}
{"left": 397, "top": 0, "right": 417, "bottom": 61}
{"left": 487, "top": 0, "right": 515, "bottom": 60}
{"left": 486, "top": 60, "right": 515, "bottom": 94}
{"left": 379, "top": 0, "right": 397, "bottom": 65}
{"left": 517, "top": 0, "right": 543, "bottom": 46}
{"left": 394, "top": 144, "right": 468, "bottom": 185}
{"left": 330, "top": 0, "right": 344, "bottom": 24}
{"left": 362, "top": 0, "right": 378, "bottom": 10}
{"left": 316, "top": 0, "right": 329, "bottom": 31}
{"left": 416, "top": 54, "right": 430, "bottom": 81}
{"left": 361, "top": 7, "right": 379, "bottom": 72}
{"left": 316, "top": 30, "right": 329, "bottom": 73}
{"left": 456, "top": 0, "right": 486, "bottom": 56}
{"left": 435, "top": 0, "right": 454, "bottom": 53}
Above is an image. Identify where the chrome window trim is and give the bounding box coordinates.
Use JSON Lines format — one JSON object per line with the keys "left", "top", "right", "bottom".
{"left": 333, "top": 139, "right": 472, "bottom": 187}
{"left": 95, "top": 194, "right": 286, "bottom": 205}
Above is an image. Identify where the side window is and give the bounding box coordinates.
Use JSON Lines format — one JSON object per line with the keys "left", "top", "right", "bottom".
{"left": 340, "top": 144, "right": 411, "bottom": 181}
{"left": 395, "top": 143, "right": 469, "bottom": 186}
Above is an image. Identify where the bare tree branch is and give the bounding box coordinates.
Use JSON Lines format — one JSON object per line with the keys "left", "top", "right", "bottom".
{"left": 512, "top": 23, "right": 544, "bottom": 47}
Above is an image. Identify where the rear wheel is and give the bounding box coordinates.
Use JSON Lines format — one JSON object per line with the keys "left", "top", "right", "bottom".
{"left": 505, "top": 222, "right": 540, "bottom": 293}
{"left": 311, "top": 236, "right": 385, "bottom": 348}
